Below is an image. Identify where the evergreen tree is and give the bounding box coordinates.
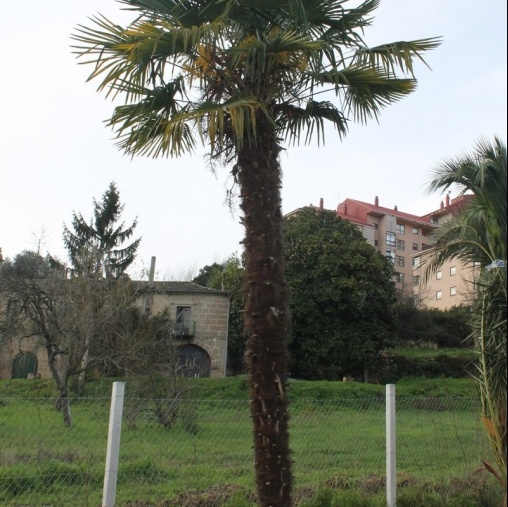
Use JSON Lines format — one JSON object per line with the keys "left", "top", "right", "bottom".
{"left": 63, "top": 182, "right": 141, "bottom": 278}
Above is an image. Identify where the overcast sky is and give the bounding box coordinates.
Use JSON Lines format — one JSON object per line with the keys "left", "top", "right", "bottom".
{"left": 1, "top": 0, "right": 506, "bottom": 280}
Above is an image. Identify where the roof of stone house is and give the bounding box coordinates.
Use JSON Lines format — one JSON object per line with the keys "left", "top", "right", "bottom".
{"left": 136, "top": 281, "right": 229, "bottom": 295}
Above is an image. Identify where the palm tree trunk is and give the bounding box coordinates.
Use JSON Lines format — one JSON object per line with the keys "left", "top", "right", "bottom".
{"left": 237, "top": 120, "right": 293, "bottom": 507}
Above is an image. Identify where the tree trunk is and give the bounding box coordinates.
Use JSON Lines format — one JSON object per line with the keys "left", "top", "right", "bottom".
{"left": 76, "top": 334, "right": 91, "bottom": 395}
{"left": 237, "top": 121, "right": 293, "bottom": 506}
{"left": 45, "top": 343, "right": 72, "bottom": 426}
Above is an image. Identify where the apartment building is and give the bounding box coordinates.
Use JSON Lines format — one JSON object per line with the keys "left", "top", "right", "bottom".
{"left": 414, "top": 194, "right": 477, "bottom": 310}
{"left": 289, "top": 195, "right": 475, "bottom": 309}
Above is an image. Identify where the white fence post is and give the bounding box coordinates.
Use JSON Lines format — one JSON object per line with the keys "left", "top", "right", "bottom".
{"left": 386, "top": 383, "right": 396, "bottom": 507}
{"left": 103, "top": 381, "right": 125, "bottom": 507}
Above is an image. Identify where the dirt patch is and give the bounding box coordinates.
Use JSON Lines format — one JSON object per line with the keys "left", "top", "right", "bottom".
{"left": 123, "top": 484, "right": 255, "bottom": 507}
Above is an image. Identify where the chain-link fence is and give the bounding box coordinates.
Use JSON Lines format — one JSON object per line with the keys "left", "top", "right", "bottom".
{"left": 0, "top": 392, "right": 492, "bottom": 506}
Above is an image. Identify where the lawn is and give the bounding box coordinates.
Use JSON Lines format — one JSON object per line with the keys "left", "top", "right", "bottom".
{"left": 0, "top": 379, "right": 493, "bottom": 507}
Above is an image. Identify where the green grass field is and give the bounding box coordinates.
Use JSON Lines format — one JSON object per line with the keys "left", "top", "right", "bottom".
{"left": 0, "top": 377, "right": 496, "bottom": 507}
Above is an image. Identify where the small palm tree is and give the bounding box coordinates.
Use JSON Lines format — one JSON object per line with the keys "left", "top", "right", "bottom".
{"left": 72, "top": 1, "right": 439, "bottom": 504}
{"left": 425, "top": 137, "right": 507, "bottom": 505}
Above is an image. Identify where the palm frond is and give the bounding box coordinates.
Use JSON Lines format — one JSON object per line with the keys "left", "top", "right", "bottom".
{"left": 111, "top": 90, "right": 266, "bottom": 158}
{"left": 72, "top": 14, "right": 226, "bottom": 100}
{"left": 277, "top": 100, "right": 347, "bottom": 146}
{"left": 353, "top": 38, "right": 443, "bottom": 77}
{"left": 425, "top": 137, "right": 507, "bottom": 492}
{"left": 314, "top": 65, "right": 416, "bottom": 123}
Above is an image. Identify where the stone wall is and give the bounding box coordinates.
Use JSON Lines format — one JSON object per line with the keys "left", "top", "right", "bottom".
{"left": 147, "top": 292, "right": 229, "bottom": 378}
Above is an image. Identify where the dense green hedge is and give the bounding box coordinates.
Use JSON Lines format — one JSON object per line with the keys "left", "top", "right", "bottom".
{"left": 369, "top": 352, "right": 476, "bottom": 384}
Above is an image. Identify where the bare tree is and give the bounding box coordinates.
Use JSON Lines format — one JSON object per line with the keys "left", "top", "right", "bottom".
{"left": 0, "top": 251, "right": 137, "bottom": 425}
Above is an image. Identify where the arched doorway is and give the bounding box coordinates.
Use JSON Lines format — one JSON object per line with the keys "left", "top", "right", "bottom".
{"left": 177, "top": 344, "right": 211, "bottom": 378}
{"left": 11, "top": 352, "right": 38, "bottom": 379}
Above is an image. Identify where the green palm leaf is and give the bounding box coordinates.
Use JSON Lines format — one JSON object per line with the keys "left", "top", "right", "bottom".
{"left": 277, "top": 100, "right": 347, "bottom": 145}
{"left": 423, "top": 137, "right": 507, "bottom": 497}
{"left": 314, "top": 65, "right": 416, "bottom": 122}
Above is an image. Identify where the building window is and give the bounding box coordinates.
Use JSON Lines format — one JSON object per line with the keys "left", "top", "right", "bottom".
{"left": 422, "top": 243, "right": 431, "bottom": 251}
{"left": 386, "top": 250, "right": 395, "bottom": 263}
{"left": 374, "top": 240, "right": 378, "bottom": 246}
{"left": 372, "top": 223, "right": 379, "bottom": 229}
{"left": 450, "top": 266, "right": 457, "bottom": 276}
{"left": 436, "top": 270, "right": 442, "bottom": 280}
{"left": 412, "top": 256, "right": 421, "bottom": 268}
{"left": 412, "top": 243, "right": 419, "bottom": 251}
{"left": 396, "top": 224, "right": 405, "bottom": 235}
{"left": 450, "top": 286, "right": 457, "bottom": 296}
{"left": 412, "top": 227, "right": 419, "bottom": 235}
{"left": 174, "top": 306, "right": 193, "bottom": 336}
{"left": 395, "top": 272, "right": 404, "bottom": 284}
{"left": 396, "top": 239, "right": 405, "bottom": 251}
{"left": 412, "top": 275, "right": 420, "bottom": 284}
{"left": 386, "top": 232, "right": 396, "bottom": 247}
{"left": 396, "top": 255, "right": 405, "bottom": 267}
{"left": 436, "top": 290, "right": 442, "bottom": 300}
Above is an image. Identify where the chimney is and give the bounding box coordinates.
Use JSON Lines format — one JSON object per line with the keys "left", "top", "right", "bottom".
{"left": 148, "top": 256, "right": 156, "bottom": 284}
{"left": 445, "top": 193, "right": 450, "bottom": 207}
{"left": 319, "top": 198, "right": 324, "bottom": 210}
{"left": 374, "top": 196, "right": 379, "bottom": 207}
{"left": 394, "top": 205, "right": 398, "bottom": 211}
{"left": 144, "top": 256, "right": 156, "bottom": 314}
{"left": 440, "top": 200, "right": 444, "bottom": 209}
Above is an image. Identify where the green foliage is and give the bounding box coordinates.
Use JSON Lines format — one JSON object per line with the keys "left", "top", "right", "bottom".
{"left": 62, "top": 181, "right": 141, "bottom": 278}
{"left": 425, "top": 136, "right": 507, "bottom": 495}
{"left": 371, "top": 353, "right": 475, "bottom": 384}
{"left": 284, "top": 209, "right": 397, "bottom": 380}
{"left": 393, "top": 299, "right": 472, "bottom": 348}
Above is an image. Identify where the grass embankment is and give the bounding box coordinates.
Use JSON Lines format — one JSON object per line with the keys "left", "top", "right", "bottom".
{"left": 0, "top": 374, "right": 478, "bottom": 399}
{"left": 0, "top": 376, "right": 498, "bottom": 506}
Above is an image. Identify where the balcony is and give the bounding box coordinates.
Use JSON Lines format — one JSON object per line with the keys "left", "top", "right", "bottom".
{"left": 172, "top": 321, "right": 196, "bottom": 338}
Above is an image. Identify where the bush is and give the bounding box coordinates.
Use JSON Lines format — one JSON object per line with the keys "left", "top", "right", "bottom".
{"left": 370, "top": 353, "right": 476, "bottom": 384}
{"left": 393, "top": 303, "right": 472, "bottom": 348}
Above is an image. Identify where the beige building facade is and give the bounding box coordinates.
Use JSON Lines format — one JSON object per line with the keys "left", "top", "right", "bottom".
{"left": 141, "top": 281, "right": 230, "bottom": 378}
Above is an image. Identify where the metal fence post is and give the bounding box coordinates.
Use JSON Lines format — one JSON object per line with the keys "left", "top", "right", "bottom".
{"left": 386, "top": 383, "right": 396, "bottom": 507}
{"left": 103, "top": 381, "right": 125, "bottom": 507}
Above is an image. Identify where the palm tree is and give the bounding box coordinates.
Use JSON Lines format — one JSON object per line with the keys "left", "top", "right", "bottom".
{"left": 72, "top": 1, "right": 439, "bottom": 504}
{"left": 426, "top": 137, "right": 507, "bottom": 505}
{"left": 63, "top": 182, "right": 141, "bottom": 279}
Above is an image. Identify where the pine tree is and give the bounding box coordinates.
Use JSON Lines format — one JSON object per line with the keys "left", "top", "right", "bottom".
{"left": 63, "top": 182, "right": 141, "bottom": 278}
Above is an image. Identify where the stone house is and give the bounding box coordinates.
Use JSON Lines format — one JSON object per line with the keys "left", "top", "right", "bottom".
{"left": 0, "top": 281, "right": 230, "bottom": 380}
{"left": 139, "top": 281, "right": 230, "bottom": 378}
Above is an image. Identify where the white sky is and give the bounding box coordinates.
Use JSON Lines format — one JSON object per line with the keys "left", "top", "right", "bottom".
{"left": 1, "top": 0, "right": 506, "bottom": 280}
